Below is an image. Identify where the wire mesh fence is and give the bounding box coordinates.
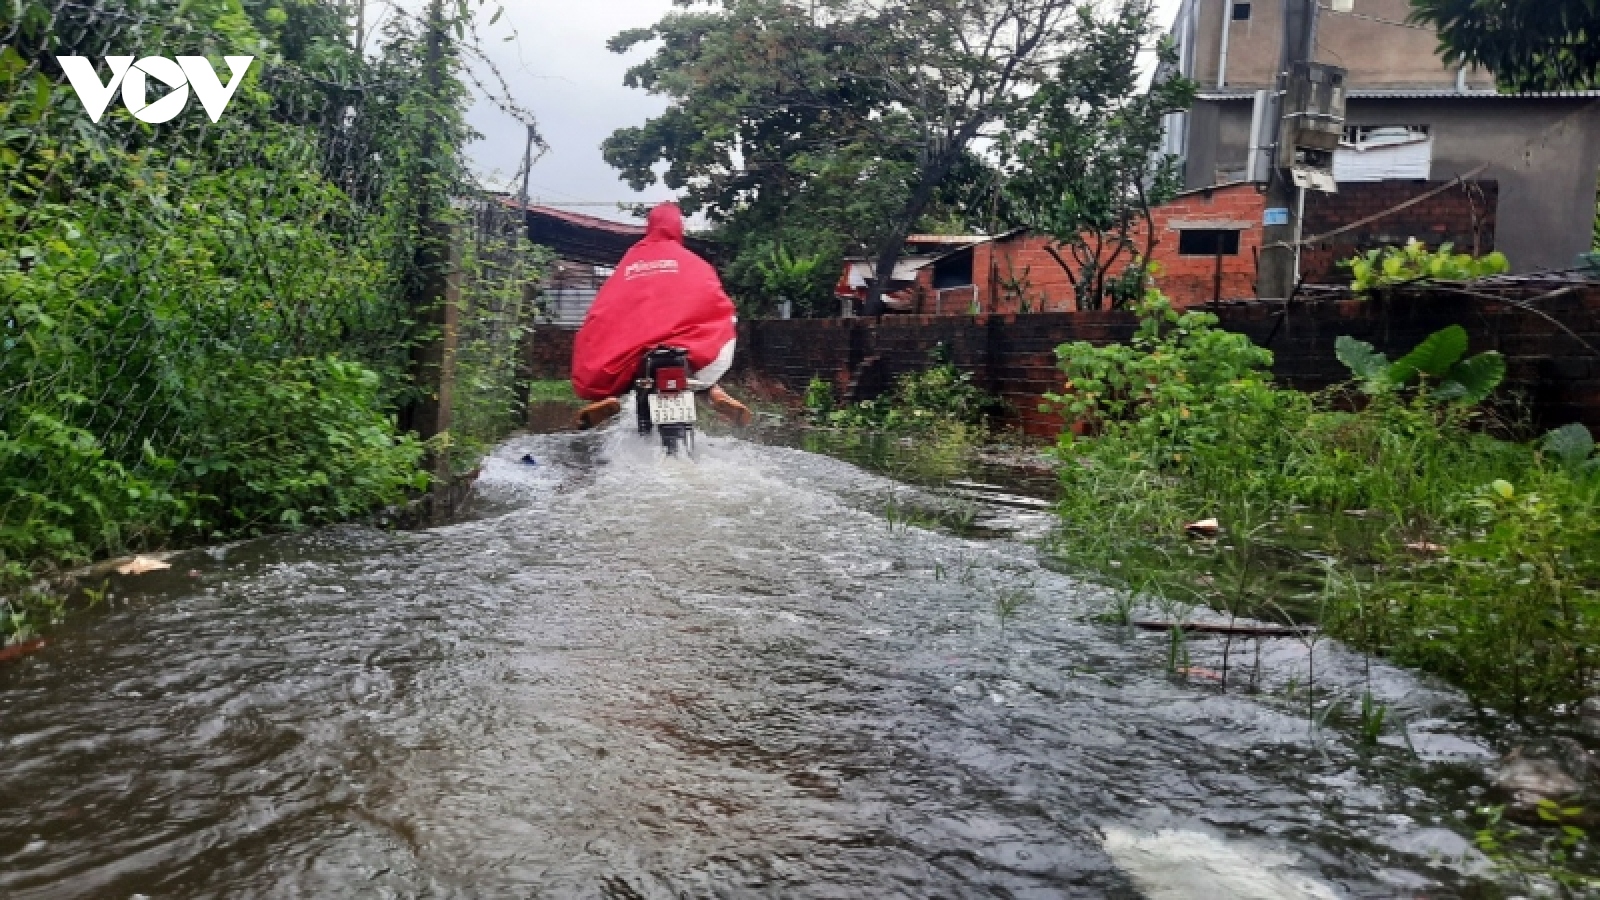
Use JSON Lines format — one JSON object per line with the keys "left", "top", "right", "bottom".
{"left": 0, "top": 0, "right": 542, "bottom": 607}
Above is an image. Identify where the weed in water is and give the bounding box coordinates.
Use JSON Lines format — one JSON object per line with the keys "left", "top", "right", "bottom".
{"left": 993, "top": 583, "right": 1033, "bottom": 633}
{"left": 1166, "top": 625, "right": 1190, "bottom": 676}
{"left": 1357, "top": 691, "right": 1387, "bottom": 747}
{"left": 1475, "top": 802, "right": 1600, "bottom": 893}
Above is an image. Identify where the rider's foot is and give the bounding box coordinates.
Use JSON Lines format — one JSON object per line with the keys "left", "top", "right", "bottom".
{"left": 708, "top": 386, "right": 753, "bottom": 427}
{"left": 574, "top": 397, "right": 621, "bottom": 430}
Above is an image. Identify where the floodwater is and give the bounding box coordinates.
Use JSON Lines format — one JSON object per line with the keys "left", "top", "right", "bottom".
{"left": 0, "top": 422, "right": 1518, "bottom": 898}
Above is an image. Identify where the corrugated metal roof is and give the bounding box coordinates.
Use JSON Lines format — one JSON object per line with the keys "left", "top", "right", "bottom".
{"left": 1197, "top": 89, "right": 1600, "bottom": 100}
{"left": 906, "top": 234, "right": 990, "bottom": 245}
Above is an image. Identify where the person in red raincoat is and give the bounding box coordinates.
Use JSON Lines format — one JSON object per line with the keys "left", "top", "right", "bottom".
{"left": 570, "top": 203, "right": 751, "bottom": 429}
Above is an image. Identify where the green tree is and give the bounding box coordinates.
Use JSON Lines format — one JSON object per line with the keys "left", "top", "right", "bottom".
{"left": 605, "top": 0, "right": 1082, "bottom": 316}
{"left": 998, "top": 0, "right": 1194, "bottom": 310}
{"left": 1409, "top": 0, "right": 1600, "bottom": 91}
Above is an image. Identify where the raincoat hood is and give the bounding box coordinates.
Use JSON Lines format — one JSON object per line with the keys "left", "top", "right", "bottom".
{"left": 644, "top": 203, "right": 685, "bottom": 244}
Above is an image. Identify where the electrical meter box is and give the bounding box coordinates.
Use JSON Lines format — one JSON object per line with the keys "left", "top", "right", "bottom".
{"left": 1276, "top": 62, "right": 1347, "bottom": 192}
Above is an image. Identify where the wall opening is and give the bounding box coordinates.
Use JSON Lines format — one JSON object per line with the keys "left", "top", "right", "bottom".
{"left": 1178, "top": 229, "right": 1242, "bottom": 256}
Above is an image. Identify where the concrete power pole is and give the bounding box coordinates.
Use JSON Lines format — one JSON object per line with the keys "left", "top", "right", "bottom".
{"left": 518, "top": 124, "right": 536, "bottom": 208}
{"left": 1257, "top": 0, "right": 1319, "bottom": 300}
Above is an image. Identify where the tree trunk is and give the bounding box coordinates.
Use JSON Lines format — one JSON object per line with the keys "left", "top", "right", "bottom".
{"left": 1041, "top": 243, "right": 1079, "bottom": 311}
{"left": 862, "top": 143, "right": 966, "bottom": 317}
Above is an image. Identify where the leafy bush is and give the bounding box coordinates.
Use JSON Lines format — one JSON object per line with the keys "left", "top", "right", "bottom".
{"left": 1344, "top": 239, "right": 1509, "bottom": 293}
{"left": 803, "top": 377, "right": 837, "bottom": 417}
{"left": 1049, "top": 291, "right": 1303, "bottom": 472}
{"left": 1339, "top": 471, "right": 1600, "bottom": 715}
{"left": 758, "top": 246, "right": 833, "bottom": 318}
{"left": 1336, "top": 325, "right": 1506, "bottom": 404}
{"left": 0, "top": 357, "right": 427, "bottom": 583}
{"left": 181, "top": 357, "right": 430, "bottom": 533}
{"left": 821, "top": 352, "right": 1002, "bottom": 431}
{"left": 1049, "top": 293, "right": 1600, "bottom": 719}
{"left": 0, "top": 0, "right": 538, "bottom": 611}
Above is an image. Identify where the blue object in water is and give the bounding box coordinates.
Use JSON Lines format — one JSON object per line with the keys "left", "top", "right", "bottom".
{"left": 520, "top": 454, "right": 538, "bottom": 466}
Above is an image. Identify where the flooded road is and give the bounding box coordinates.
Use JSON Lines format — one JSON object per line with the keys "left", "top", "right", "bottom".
{"left": 1, "top": 426, "right": 1507, "bottom": 898}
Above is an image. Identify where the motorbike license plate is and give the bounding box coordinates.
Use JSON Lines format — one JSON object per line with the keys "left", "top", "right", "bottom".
{"left": 648, "top": 392, "right": 697, "bottom": 425}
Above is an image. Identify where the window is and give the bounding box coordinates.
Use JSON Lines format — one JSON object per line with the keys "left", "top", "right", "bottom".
{"left": 1336, "top": 125, "right": 1433, "bottom": 181}
{"left": 1179, "top": 229, "right": 1242, "bottom": 256}
{"left": 1232, "top": 2, "right": 1252, "bottom": 21}
{"left": 1342, "top": 124, "right": 1430, "bottom": 148}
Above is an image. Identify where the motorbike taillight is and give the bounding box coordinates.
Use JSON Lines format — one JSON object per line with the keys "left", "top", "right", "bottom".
{"left": 654, "top": 366, "right": 688, "bottom": 393}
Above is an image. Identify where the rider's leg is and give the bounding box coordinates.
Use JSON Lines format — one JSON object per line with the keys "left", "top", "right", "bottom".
{"left": 707, "top": 385, "right": 753, "bottom": 427}
{"left": 691, "top": 338, "right": 751, "bottom": 426}
{"left": 574, "top": 396, "right": 621, "bottom": 430}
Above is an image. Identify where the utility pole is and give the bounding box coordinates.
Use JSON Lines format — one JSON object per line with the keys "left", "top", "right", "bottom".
{"left": 518, "top": 124, "right": 536, "bottom": 208}
{"left": 1257, "top": 0, "right": 1318, "bottom": 300}
{"left": 401, "top": 0, "right": 460, "bottom": 484}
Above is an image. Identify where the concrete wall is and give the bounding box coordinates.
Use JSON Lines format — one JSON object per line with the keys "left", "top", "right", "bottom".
{"left": 1191, "top": 96, "right": 1600, "bottom": 272}
{"left": 1186, "top": 0, "right": 1492, "bottom": 90}
{"left": 1350, "top": 98, "right": 1600, "bottom": 273}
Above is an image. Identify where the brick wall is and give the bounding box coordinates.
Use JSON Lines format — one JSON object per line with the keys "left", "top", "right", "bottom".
{"left": 532, "top": 282, "right": 1596, "bottom": 438}
{"left": 736, "top": 286, "right": 1599, "bottom": 436}
{"left": 899, "top": 179, "right": 1497, "bottom": 313}
{"left": 964, "top": 182, "right": 1266, "bottom": 313}
{"left": 1300, "top": 180, "right": 1498, "bottom": 285}
{"left": 527, "top": 325, "right": 577, "bottom": 381}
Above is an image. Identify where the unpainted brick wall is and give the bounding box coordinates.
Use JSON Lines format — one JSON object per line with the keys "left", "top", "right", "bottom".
{"left": 527, "top": 326, "right": 578, "bottom": 381}
{"left": 968, "top": 183, "right": 1266, "bottom": 313}
{"left": 941, "top": 180, "right": 1497, "bottom": 312}
{"left": 533, "top": 282, "right": 1598, "bottom": 437}
{"left": 1300, "top": 180, "right": 1498, "bottom": 285}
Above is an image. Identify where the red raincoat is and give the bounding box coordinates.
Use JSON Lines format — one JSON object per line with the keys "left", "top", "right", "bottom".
{"left": 571, "top": 204, "right": 738, "bottom": 401}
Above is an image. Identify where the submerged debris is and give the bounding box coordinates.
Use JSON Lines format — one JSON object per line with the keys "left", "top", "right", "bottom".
{"left": 115, "top": 556, "right": 172, "bottom": 576}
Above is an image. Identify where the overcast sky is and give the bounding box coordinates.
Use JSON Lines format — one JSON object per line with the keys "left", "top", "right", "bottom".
{"left": 458, "top": 0, "right": 1186, "bottom": 223}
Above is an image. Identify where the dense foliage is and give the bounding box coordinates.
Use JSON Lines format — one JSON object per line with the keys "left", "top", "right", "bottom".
{"left": 0, "top": 0, "right": 540, "bottom": 627}
{"left": 805, "top": 352, "right": 1002, "bottom": 432}
{"left": 999, "top": 1, "right": 1194, "bottom": 311}
{"left": 1051, "top": 294, "right": 1600, "bottom": 719}
{"left": 1343, "top": 239, "right": 1510, "bottom": 293}
{"left": 605, "top": 0, "right": 1123, "bottom": 316}
{"left": 1409, "top": 0, "right": 1600, "bottom": 91}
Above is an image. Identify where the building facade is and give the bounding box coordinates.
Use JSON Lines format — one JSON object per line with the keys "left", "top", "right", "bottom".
{"left": 1163, "top": 0, "right": 1600, "bottom": 273}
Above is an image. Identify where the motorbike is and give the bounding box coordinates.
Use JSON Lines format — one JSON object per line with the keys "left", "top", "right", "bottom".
{"left": 632, "top": 345, "right": 702, "bottom": 456}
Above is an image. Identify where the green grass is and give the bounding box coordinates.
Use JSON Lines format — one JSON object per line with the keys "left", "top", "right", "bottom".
{"left": 526, "top": 379, "right": 579, "bottom": 404}
{"left": 1049, "top": 294, "right": 1600, "bottom": 722}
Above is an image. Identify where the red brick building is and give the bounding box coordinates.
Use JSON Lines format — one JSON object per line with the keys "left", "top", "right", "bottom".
{"left": 837, "top": 179, "right": 1495, "bottom": 314}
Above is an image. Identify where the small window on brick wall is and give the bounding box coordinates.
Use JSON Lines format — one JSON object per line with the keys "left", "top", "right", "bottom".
{"left": 1232, "top": 2, "right": 1252, "bottom": 21}
{"left": 1178, "top": 229, "right": 1242, "bottom": 256}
